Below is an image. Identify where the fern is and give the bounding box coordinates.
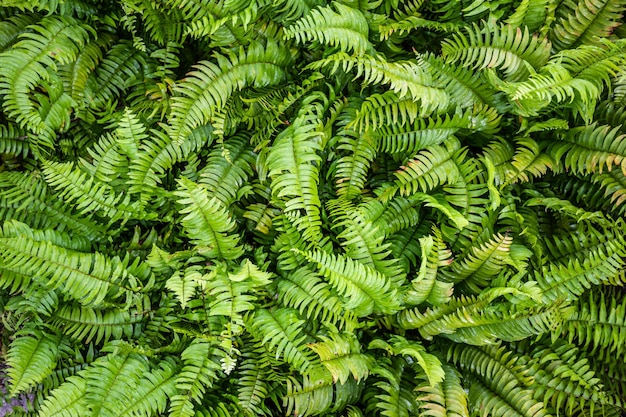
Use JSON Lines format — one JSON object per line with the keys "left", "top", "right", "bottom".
{"left": 285, "top": 2, "right": 373, "bottom": 55}
{"left": 168, "top": 39, "right": 293, "bottom": 142}
{"left": 299, "top": 249, "right": 401, "bottom": 316}
{"left": 307, "top": 53, "right": 450, "bottom": 111}
{"left": 266, "top": 104, "right": 323, "bottom": 243}
{"left": 548, "top": 123, "right": 626, "bottom": 175}
{"left": 562, "top": 289, "right": 626, "bottom": 360}
{"left": 42, "top": 160, "right": 146, "bottom": 222}
{"left": 0, "top": 16, "right": 93, "bottom": 137}
{"left": 7, "top": 328, "right": 60, "bottom": 396}
{"left": 1, "top": 2, "right": 626, "bottom": 417}
{"left": 248, "top": 307, "right": 317, "bottom": 375}
{"left": 169, "top": 339, "right": 224, "bottom": 417}
{"left": 174, "top": 177, "right": 243, "bottom": 260}
{"left": 416, "top": 362, "right": 469, "bottom": 417}
{"left": 442, "top": 22, "right": 551, "bottom": 81}
{"left": 0, "top": 223, "right": 144, "bottom": 306}
{"left": 550, "top": 0, "right": 626, "bottom": 51}
{"left": 50, "top": 304, "right": 144, "bottom": 344}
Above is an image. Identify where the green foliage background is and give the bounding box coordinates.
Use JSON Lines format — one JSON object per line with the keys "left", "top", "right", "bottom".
{"left": 1, "top": 0, "right": 626, "bottom": 416}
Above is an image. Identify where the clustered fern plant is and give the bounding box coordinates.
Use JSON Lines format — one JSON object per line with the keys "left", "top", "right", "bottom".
{"left": 1, "top": 0, "right": 626, "bottom": 416}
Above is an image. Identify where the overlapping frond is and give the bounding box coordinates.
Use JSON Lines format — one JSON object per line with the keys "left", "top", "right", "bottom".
{"left": 307, "top": 53, "right": 450, "bottom": 111}
{"left": 284, "top": 2, "right": 373, "bottom": 54}
{"left": 0, "top": 222, "right": 144, "bottom": 306}
{"left": 168, "top": 39, "right": 293, "bottom": 141}
{"left": 550, "top": 0, "right": 626, "bottom": 50}
{"left": 266, "top": 104, "right": 323, "bottom": 242}
{"left": 248, "top": 307, "right": 317, "bottom": 374}
{"left": 169, "top": 340, "right": 223, "bottom": 417}
{"left": 0, "top": 15, "right": 92, "bottom": 137}
{"left": 7, "top": 328, "right": 60, "bottom": 396}
{"left": 299, "top": 249, "right": 401, "bottom": 316}
{"left": 548, "top": 123, "right": 626, "bottom": 175}
{"left": 562, "top": 288, "right": 626, "bottom": 360}
{"left": 442, "top": 22, "right": 551, "bottom": 81}
{"left": 174, "top": 177, "right": 243, "bottom": 260}
{"left": 1, "top": 2, "right": 626, "bottom": 417}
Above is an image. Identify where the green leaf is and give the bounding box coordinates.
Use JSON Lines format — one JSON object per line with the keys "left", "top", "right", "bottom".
{"left": 175, "top": 177, "right": 244, "bottom": 260}
{"left": 7, "top": 329, "right": 59, "bottom": 395}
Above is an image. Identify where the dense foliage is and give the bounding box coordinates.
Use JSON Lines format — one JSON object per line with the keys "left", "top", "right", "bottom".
{"left": 1, "top": 0, "right": 626, "bottom": 416}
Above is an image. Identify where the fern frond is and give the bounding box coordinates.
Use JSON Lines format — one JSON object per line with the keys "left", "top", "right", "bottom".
{"left": 442, "top": 22, "right": 551, "bottom": 81}
{"left": 467, "top": 376, "right": 550, "bottom": 417}
{"left": 489, "top": 64, "right": 601, "bottom": 119}
{"left": 309, "top": 331, "right": 373, "bottom": 384}
{"left": 285, "top": 367, "right": 360, "bottom": 417}
{"left": 523, "top": 339, "right": 618, "bottom": 415}
{"left": 126, "top": 127, "right": 213, "bottom": 202}
{"left": 166, "top": 267, "right": 201, "bottom": 310}
{"left": 174, "top": 177, "right": 244, "bottom": 260}
{"left": 88, "top": 40, "right": 148, "bottom": 109}
{"left": 592, "top": 168, "right": 626, "bottom": 210}
{"left": 329, "top": 199, "right": 404, "bottom": 283}
{"left": 0, "top": 171, "right": 108, "bottom": 241}
{"left": 347, "top": 91, "right": 425, "bottom": 133}
{"left": 116, "top": 358, "right": 179, "bottom": 417}
{"left": 115, "top": 107, "right": 147, "bottom": 159}
{"left": 59, "top": 33, "right": 113, "bottom": 106}
{"left": 334, "top": 129, "right": 377, "bottom": 200}
{"left": 83, "top": 352, "right": 150, "bottom": 417}
{"left": 0, "top": 15, "right": 92, "bottom": 134}
{"left": 266, "top": 105, "right": 323, "bottom": 243}
{"left": 448, "top": 342, "right": 533, "bottom": 388}
{"left": 267, "top": 0, "right": 326, "bottom": 22}
{"left": 0, "top": 13, "right": 39, "bottom": 52}
{"left": 562, "top": 289, "right": 626, "bottom": 360}
{"left": 384, "top": 137, "right": 464, "bottom": 199}
{"left": 405, "top": 227, "right": 454, "bottom": 307}
{"left": 548, "top": 123, "right": 626, "bottom": 176}
{"left": 482, "top": 137, "right": 554, "bottom": 185}
{"left": 7, "top": 329, "right": 60, "bottom": 396}
{"left": 277, "top": 268, "right": 356, "bottom": 330}
{"left": 169, "top": 339, "right": 223, "bottom": 417}
{"left": 362, "top": 357, "right": 420, "bottom": 417}
{"left": 42, "top": 160, "right": 145, "bottom": 222}
{"left": 50, "top": 304, "right": 144, "bottom": 344}
{"left": 370, "top": 335, "right": 444, "bottom": 386}
{"left": 441, "top": 232, "right": 513, "bottom": 290}
{"left": 38, "top": 375, "right": 88, "bottom": 417}
{"left": 376, "top": 105, "right": 500, "bottom": 154}
{"left": 299, "top": 249, "right": 401, "bottom": 316}
{"left": 398, "top": 288, "right": 569, "bottom": 344}
{"left": 364, "top": 196, "right": 422, "bottom": 237}
{"left": 248, "top": 307, "right": 316, "bottom": 374}
{"left": 415, "top": 362, "right": 469, "bottom": 417}
{"left": 168, "top": 39, "right": 293, "bottom": 141}
{"left": 550, "top": 0, "right": 626, "bottom": 51}
{"left": 0, "top": 227, "right": 143, "bottom": 306}
{"left": 379, "top": 16, "right": 459, "bottom": 41}
{"left": 164, "top": 0, "right": 224, "bottom": 20}
{"left": 0, "top": 122, "right": 29, "bottom": 156}
{"left": 79, "top": 132, "right": 128, "bottom": 185}
{"left": 198, "top": 133, "right": 255, "bottom": 207}
{"left": 418, "top": 53, "right": 503, "bottom": 109}
{"left": 284, "top": 2, "right": 373, "bottom": 55}
{"left": 307, "top": 52, "right": 450, "bottom": 110}
{"left": 235, "top": 345, "right": 274, "bottom": 417}
{"left": 203, "top": 262, "right": 269, "bottom": 338}
{"left": 505, "top": 0, "right": 553, "bottom": 33}
{"left": 448, "top": 301, "right": 570, "bottom": 345}
{"left": 557, "top": 39, "right": 626, "bottom": 94}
